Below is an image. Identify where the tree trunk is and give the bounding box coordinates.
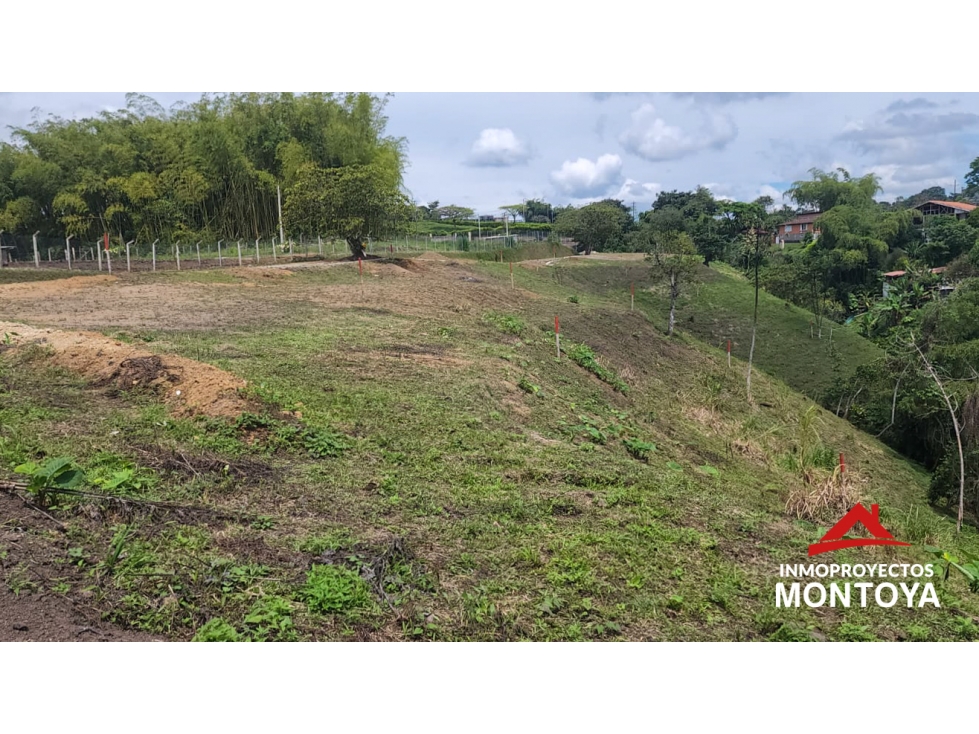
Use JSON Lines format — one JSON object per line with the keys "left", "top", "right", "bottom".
{"left": 347, "top": 237, "right": 366, "bottom": 260}
{"left": 746, "top": 251, "right": 760, "bottom": 402}
{"left": 668, "top": 272, "right": 679, "bottom": 336}
{"left": 914, "top": 338, "right": 966, "bottom": 532}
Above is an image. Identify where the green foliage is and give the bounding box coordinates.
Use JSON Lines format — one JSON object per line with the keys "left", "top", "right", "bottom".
{"left": 482, "top": 311, "right": 525, "bottom": 335}
{"left": 14, "top": 456, "right": 85, "bottom": 498}
{"left": 554, "top": 201, "right": 632, "bottom": 255}
{"left": 786, "top": 167, "right": 882, "bottom": 212}
{"left": 565, "top": 342, "right": 628, "bottom": 393}
{"left": 301, "top": 564, "right": 371, "bottom": 615}
{"left": 284, "top": 162, "right": 412, "bottom": 259}
{"left": 518, "top": 376, "right": 542, "bottom": 397}
{"left": 242, "top": 597, "right": 298, "bottom": 641}
{"left": 302, "top": 426, "right": 350, "bottom": 458}
{"left": 924, "top": 546, "right": 979, "bottom": 592}
{"left": 192, "top": 618, "right": 241, "bottom": 642}
{"left": 0, "top": 93, "right": 406, "bottom": 243}
{"left": 623, "top": 437, "right": 656, "bottom": 461}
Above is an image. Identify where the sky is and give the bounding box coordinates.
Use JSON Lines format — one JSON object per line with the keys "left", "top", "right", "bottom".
{"left": 2, "top": 92, "right": 978, "bottom": 216}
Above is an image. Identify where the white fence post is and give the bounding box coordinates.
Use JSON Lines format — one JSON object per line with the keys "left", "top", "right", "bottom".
{"left": 32, "top": 231, "right": 40, "bottom": 268}
{"left": 217, "top": 240, "right": 223, "bottom": 266}
{"left": 126, "top": 240, "right": 133, "bottom": 272}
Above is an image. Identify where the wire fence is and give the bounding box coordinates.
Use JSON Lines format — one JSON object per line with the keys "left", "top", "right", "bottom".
{"left": 0, "top": 232, "right": 569, "bottom": 273}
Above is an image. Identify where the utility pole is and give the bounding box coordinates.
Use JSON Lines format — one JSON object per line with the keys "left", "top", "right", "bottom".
{"left": 277, "top": 185, "right": 285, "bottom": 248}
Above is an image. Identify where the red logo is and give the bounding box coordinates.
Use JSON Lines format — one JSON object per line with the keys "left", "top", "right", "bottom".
{"left": 808, "top": 503, "right": 911, "bottom": 556}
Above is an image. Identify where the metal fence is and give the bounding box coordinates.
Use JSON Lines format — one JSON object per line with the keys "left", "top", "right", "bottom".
{"left": 0, "top": 231, "right": 570, "bottom": 273}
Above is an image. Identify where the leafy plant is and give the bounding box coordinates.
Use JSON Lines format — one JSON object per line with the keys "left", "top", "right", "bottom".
{"left": 14, "top": 457, "right": 86, "bottom": 504}
{"left": 303, "top": 427, "right": 349, "bottom": 458}
{"left": 242, "top": 597, "right": 298, "bottom": 641}
{"left": 568, "top": 295, "right": 580, "bottom": 304}
{"left": 482, "top": 311, "right": 525, "bottom": 335}
{"left": 565, "top": 342, "right": 628, "bottom": 393}
{"left": 518, "top": 376, "right": 542, "bottom": 396}
{"left": 301, "top": 564, "right": 371, "bottom": 614}
{"left": 192, "top": 618, "right": 241, "bottom": 642}
{"left": 923, "top": 546, "right": 979, "bottom": 592}
{"left": 623, "top": 437, "right": 656, "bottom": 461}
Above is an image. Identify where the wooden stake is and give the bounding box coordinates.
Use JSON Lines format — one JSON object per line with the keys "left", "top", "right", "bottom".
{"left": 196, "top": 241, "right": 201, "bottom": 267}
{"left": 217, "top": 240, "right": 223, "bottom": 266}
{"left": 727, "top": 339, "right": 731, "bottom": 368}
{"left": 839, "top": 453, "right": 846, "bottom": 474}
{"left": 255, "top": 238, "right": 260, "bottom": 264}
{"left": 555, "top": 315, "right": 561, "bottom": 359}
{"left": 175, "top": 243, "right": 181, "bottom": 271}
{"left": 237, "top": 240, "right": 243, "bottom": 267}
{"left": 126, "top": 241, "right": 131, "bottom": 272}
{"left": 106, "top": 249, "right": 111, "bottom": 274}
{"left": 510, "top": 260, "right": 514, "bottom": 289}
{"left": 630, "top": 282, "right": 635, "bottom": 312}
{"left": 152, "top": 240, "right": 156, "bottom": 271}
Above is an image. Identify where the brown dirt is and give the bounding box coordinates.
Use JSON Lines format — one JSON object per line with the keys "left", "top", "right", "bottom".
{"left": 0, "top": 274, "right": 117, "bottom": 300}
{"left": 0, "top": 321, "right": 250, "bottom": 420}
{"left": 0, "top": 492, "right": 160, "bottom": 641}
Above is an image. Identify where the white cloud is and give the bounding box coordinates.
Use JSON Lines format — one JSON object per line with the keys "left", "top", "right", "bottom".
{"left": 550, "top": 153, "right": 623, "bottom": 197}
{"left": 619, "top": 103, "right": 737, "bottom": 162}
{"left": 670, "top": 93, "right": 789, "bottom": 105}
{"left": 466, "top": 128, "right": 531, "bottom": 167}
{"left": 757, "top": 184, "right": 783, "bottom": 200}
{"left": 613, "top": 178, "right": 662, "bottom": 203}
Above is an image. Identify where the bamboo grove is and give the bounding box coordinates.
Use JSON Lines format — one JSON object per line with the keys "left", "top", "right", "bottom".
{"left": 0, "top": 93, "right": 407, "bottom": 245}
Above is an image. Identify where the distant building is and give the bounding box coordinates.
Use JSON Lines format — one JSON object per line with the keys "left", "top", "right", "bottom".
{"left": 913, "top": 200, "right": 977, "bottom": 219}
{"left": 882, "top": 267, "right": 948, "bottom": 297}
{"left": 775, "top": 212, "right": 821, "bottom": 246}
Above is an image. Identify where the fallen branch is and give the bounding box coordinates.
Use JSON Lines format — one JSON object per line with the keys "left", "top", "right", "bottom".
{"left": 0, "top": 483, "right": 67, "bottom": 531}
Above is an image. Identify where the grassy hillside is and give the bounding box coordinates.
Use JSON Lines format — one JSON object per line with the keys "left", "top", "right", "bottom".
{"left": 502, "top": 256, "right": 883, "bottom": 402}
{"left": 1, "top": 255, "right": 977, "bottom": 641}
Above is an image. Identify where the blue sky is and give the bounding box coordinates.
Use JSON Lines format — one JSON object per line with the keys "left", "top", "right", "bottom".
{"left": 2, "top": 92, "right": 977, "bottom": 215}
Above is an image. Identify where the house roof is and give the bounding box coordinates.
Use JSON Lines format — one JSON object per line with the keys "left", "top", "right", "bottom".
{"left": 916, "top": 200, "right": 977, "bottom": 213}
{"left": 883, "top": 267, "right": 946, "bottom": 278}
{"left": 781, "top": 211, "right": 821, "bottom": 226}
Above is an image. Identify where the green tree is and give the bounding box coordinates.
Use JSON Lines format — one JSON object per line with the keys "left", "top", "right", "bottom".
{"left": 554, "top": 202, "right": 631, "bottom": 255}
{"left": 639, "top": 228, "right": 700, "bottom": 336}
{"left": 284, "top": 163, "right": 412, "bottom": 259}
{"left": 786, "top": 168, "right": 882, "bottom": 212}
{"left": 924, "top": 216, "right": 979, "bottom": 266}
{"left": 964, "top": 156, "right": 979, "bottom": 200}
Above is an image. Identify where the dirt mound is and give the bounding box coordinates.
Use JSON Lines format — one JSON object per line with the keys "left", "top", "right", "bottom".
{"left": 415, "top": 251, "right": 449, "bottom": 261}
{"left": 0, "top": 321, "right": 249, "bottom": 420}
{"left": 0, "top": 274, "right": 117, "bottom": 299}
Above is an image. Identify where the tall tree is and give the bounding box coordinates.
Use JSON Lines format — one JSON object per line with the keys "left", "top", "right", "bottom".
{"left": 554, "top": 202, "right": 630, "bottom": 255}
{"left": 283, "top": 163, "right": 411, "bottom": 259}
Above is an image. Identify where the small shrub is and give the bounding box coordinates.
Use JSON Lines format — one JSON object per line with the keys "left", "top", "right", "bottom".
{"left": 518, "top": 376, "right": 542, "bottom": 396}
{"left": 303, "top": 427, "right": 349, "bottom": 458}
{"left": 568, "top": 295, "right": 580, "bottom": 304}
{"left": 565, "top": 342, "right": 628, "bottom": 393}
{"left": 785, "top": 468, "right": 861, "bottom": 523}
{"left": 192, "top": 618, "right": 241, "bottom": 642}
{"left": 242, "top": 597, "right": 298, "bottom": 641}
{"left": 302, "top": 564, "right": 371, "bottom": 615}
{"left": 483, "top": 311, "right": 525, "bottom": 335}
{"left": 623, "top": 437, "right": 656, "bottom": 461}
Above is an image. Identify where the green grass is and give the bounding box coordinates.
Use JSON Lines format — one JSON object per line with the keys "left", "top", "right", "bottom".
{"left": 1, "top": 253, "right": 978, "bottom": 641}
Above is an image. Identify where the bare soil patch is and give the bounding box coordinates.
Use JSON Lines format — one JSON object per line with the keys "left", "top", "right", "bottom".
{"left": 0, "top": 321, "right": 250, "bottom": 420}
